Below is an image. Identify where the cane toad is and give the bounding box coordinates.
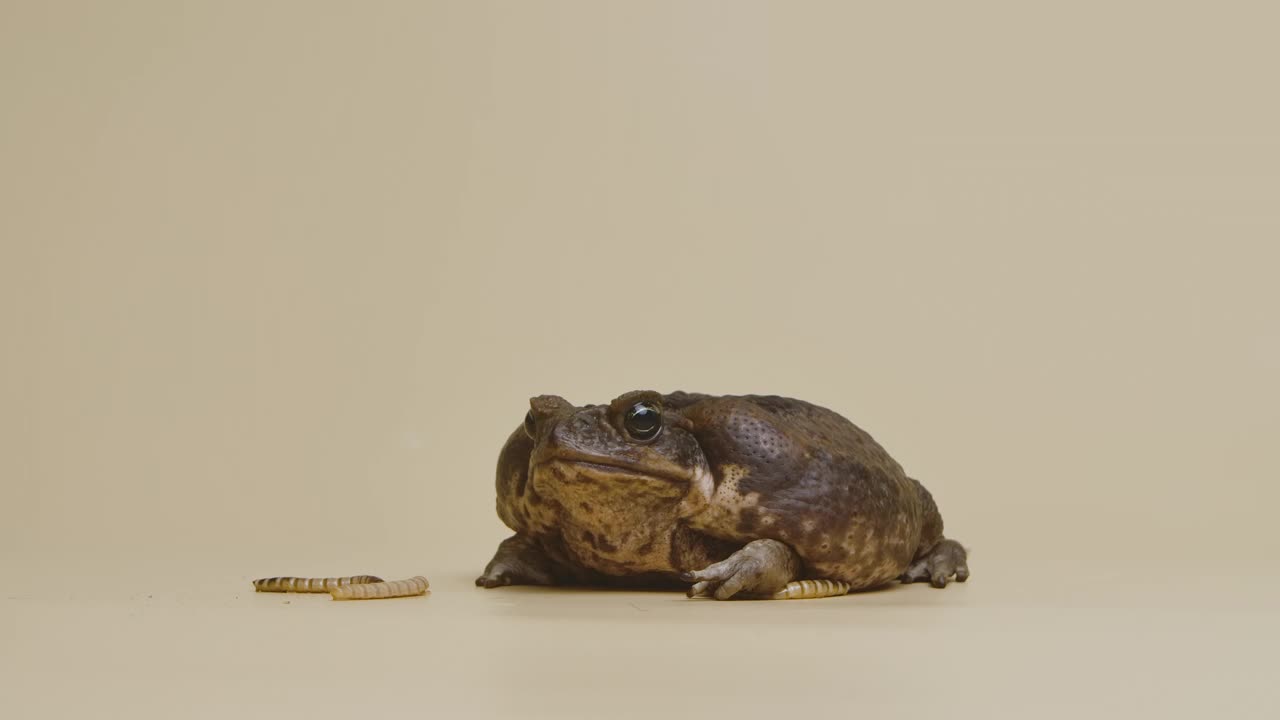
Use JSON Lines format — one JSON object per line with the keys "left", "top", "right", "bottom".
{"left": 476, "top": 391, "right": 969, "bottom": 600}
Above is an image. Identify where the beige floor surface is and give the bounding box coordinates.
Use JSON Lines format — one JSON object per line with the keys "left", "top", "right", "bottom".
{"left": 5, "top": 566, "right": 1277, "bottom": 719}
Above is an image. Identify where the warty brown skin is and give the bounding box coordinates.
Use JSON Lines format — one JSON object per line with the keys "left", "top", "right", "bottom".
{"left": 478, "top": 391, "right": 969, "bottom": 600}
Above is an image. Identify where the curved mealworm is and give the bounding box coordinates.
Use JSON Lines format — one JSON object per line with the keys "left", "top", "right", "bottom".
{"left": 771, "top": 579, "right": 851, "bottom": 600}
{"left": 252, "top": 575, "right": 384, "bottom": 593}
{"left": 329, "top": 576, "right": 430, "bottom": 601}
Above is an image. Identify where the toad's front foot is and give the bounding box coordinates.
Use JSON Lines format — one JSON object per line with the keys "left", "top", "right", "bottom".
{"left": 476, "top": 534, "right": 559, "bottom": 588}
{"left": 681, "top": 539, "right": 801, "bottom": 600}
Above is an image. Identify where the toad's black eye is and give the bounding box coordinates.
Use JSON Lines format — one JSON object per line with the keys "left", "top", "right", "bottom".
{"left": 523, "top": 410, "right": 537, "bottom": 438}
{"left": 623, "top": 402, "right": 662, "bottom": 441}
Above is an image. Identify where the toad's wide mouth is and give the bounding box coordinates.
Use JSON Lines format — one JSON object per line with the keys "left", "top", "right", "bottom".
{"left": 538, "top": 449, "right": 690, "bottom": 485}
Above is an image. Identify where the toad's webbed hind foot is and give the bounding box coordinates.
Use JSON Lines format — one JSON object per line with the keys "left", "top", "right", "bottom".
{"left": 900, "top": 538, "right": 969, "bottom": 588}
{"left": 476, "top": 534, "right": 560, "bottom": 588}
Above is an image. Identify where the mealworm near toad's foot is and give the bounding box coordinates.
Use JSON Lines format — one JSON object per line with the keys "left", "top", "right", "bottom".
{"left": 771, "top": 579, "right": 851, "bottom": 600}
{"left": 252, "top": 575, "right": 384, "bottom": 593}
{"left": 329, "top": 576, "right": 430, "bottom": 600}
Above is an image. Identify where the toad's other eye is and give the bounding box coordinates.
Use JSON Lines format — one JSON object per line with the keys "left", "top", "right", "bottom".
{"left": 524, "top": 410, "right": 537, "bottom": 438}
{"left": 623, "top": 402, "right": 662, "bottom": 441}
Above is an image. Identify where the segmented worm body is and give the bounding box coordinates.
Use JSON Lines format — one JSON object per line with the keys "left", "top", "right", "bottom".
{"left": 329, "top": 576, "right": 430, "bottom": 600}
{"left": 772, "top": 579, "right": 851, "bottom": 600}
{"left": 252, "top": 575, "right": 384, "bottom": 593}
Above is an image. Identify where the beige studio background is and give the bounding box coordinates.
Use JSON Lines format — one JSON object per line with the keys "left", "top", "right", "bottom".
{"left": 2, "top": 1, "right": 1278, "bottom": 718}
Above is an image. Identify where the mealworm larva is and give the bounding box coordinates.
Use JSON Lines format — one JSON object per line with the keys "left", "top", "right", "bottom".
{"left": 771, "top": 578, "right": 852, "bottom": 600}
{"left": 329, "top": 575, "right": 430, "bottom": 601}
{"left": 252, "top": 575, "right": 384, "bottom": 593}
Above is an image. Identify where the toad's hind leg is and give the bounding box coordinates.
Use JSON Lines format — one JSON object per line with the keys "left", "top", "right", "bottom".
{"left": 900, "top": 538, "right": 969, "bottom": 588}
